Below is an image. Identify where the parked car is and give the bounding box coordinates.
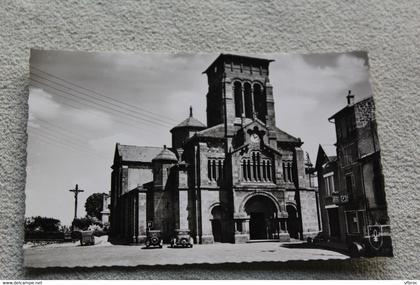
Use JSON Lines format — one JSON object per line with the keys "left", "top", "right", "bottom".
{"left": 80, "top": 230, "right": 95, "bottom": 246}
{"left": 170, "top": 229, "right": 193, "bottom": 248}
{"left": 145, "top": 230, "right": 163, "bottom": 248}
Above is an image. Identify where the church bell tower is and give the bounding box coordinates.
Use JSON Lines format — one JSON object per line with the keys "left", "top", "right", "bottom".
{"left": 203, "top": 54, "right": 278, "bottom": 148}
{"left": 203, "top": 54, "right": 275, "bottom": 128}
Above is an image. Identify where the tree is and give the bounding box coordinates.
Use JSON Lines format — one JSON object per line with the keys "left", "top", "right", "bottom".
{"left": 25, "top": 216, "right": 61, "bottom": 232}
{"left": 84, "top": 193, "right": 104, "bottom": 220}
{"left": 72, "top": 217, "right": 93, "bottom": 231}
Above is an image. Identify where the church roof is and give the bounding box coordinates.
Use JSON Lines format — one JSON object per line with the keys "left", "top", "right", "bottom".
{"left": 194, "top": 123, "right": 225, "bottom": 138}
{"left": 116, "top": 144, "right": 163, "bottom": 163}
{"left": 189, "top": 123, "right": 301, "bottom": 144}
{"left": 170, "top": 106, "right": 206, "bottom": 132}
{"left": 152, "top": 145, "right": 178, "bottom": 162}
{"left": 274, "top": 127, "right": 300, "bottom": 143}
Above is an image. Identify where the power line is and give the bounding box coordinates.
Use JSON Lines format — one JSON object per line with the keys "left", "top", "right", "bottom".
{"left": 29, "top": 127, "right": 92, "bottom": 153}
{"left": 30, "top": 82, "right": 166, "bottom": 139}
{"left": 31, "top": 71, "right": 176, "bottom": 127}
{"left": 31, "top": 137, "right": 98, "bottom": 161}
{"left": 30, "top": 77, "right": 173, "bottom": 129}
{"left": 29, "top": 124, "right": 89, "bottom": 149}
{"left": 28, "top": 129, "right": 101, "bottom": 160}
{"left": 30, "top": 67, "right": 177, "bottom": 123}
{"left": 33, "top": 117, "right": 92, "bottom": 141}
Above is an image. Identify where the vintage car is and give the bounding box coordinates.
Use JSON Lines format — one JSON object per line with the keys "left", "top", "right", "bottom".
{"left": 80, "top": 230, "right": 95, "bottom": 246}
{"left": 170, "top": 229, "right": 194, "bottom": 248}
{"left": 145, "top": 230, "right": 163, "bottom": 248}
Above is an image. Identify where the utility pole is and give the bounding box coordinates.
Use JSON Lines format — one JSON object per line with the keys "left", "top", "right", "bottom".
{"left": 69, "top": 184, "right": 84, "bottom": 220}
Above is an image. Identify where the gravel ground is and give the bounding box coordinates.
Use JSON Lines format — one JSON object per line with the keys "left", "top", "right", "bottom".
{"left": 24, "top": 241, "right": 349, "bottom": 268}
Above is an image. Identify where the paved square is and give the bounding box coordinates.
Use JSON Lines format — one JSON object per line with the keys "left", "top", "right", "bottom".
{"left": 24, "top": 241, "right": 349, "bottom": 268}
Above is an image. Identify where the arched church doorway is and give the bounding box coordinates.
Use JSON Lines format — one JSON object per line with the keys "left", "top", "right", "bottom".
{"left": 286, "top": 204, "right": 299, "bottom": 239}
{"left": 244, "top": 195, "right": 278, "bottom": 240}
{"left": 211, "top": 205, "right": 228, "bottom": 242}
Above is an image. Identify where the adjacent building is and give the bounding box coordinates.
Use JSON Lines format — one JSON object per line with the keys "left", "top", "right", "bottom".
{"left": 316, "top": 91, "right": 392, "bottom": 255}
{"left": 109, "top": 54, "right": 321, "bottom": 244}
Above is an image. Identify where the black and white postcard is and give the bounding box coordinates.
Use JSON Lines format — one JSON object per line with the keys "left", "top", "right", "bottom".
{"left": 24, "top": 50, "right": 393, "bottom": 268}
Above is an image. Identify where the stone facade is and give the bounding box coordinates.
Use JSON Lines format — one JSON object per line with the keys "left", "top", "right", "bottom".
{"left": 109, "top": 54, "right": 321, "bottom": 244}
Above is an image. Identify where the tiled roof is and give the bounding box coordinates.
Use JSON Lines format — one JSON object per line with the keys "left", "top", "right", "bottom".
{"left": 152, "top": 147, "right": 178, "bottom": 162}
{"left": 194, "top": 123, "right": 225, "bottom": 138}
{"left": 192, "top": 124, "right": 300, "bottom": 143}
{"left": 274, "top": 127, "right": 300, "bottom": 142}
{"left": 171, "top": 116, "right": 206, "bottom": 131}
{"left": 117, "top": 144, "right": 163, "bottom": 163}
{"left": 320, "top": 144, "right": 337, "bottom": 159}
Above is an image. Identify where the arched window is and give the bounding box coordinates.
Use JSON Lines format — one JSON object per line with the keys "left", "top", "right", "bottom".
{"left": 208, "top": 160, "right": 212, "bottom": 180}
{"left": 266, "top": 161, "right": 272, "bottom": 181}
{"left": 242, "top": 160, "right": 247, "bottom": 181}
{"left": 212, "top": 160, "right": 217, "bottom": 181}
{"left": 234, "top": 81, "right": 243, "bottom": 118}
{"left": 244, "top": 82, "right": 253, "bottom": 119}
{"left": 282, "top": 162, "right": 287, "bottom": 182}
{"left": 247, "top": 159, "right": 251, "bottom": 181}
{"left": 253, "top": 84, "right": 266, "bottom": 123}
{"left": 240, "top": 152, "right": 275, "bottom": 183}
{"left": 218, "top": 160, "right": 223, "bottom": 182}
{"left": 252, "top": 152, "right": 257, "bottom": 181}
{"left": 262, "top": 160, "right": 267, "bottom": 181}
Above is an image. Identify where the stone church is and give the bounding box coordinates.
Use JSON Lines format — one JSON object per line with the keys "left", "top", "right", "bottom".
{"left": 109, "top": 54, "right": 321, "bottom": 244}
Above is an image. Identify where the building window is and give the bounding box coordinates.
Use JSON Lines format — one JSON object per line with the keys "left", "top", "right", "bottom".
{"left": 208, "top": 158, "right": 224, "bottom": 183}
{"left": 347, "top": 115, "right": 356, "bottom": 137}
{"left": 244, "top": 82, "right": 253, "bottom": 119}
{"left": 262, "top": 160, "right": 267, "bottom": 180}
{"left": 282, "top": 161, "right": 293, "bottom": 182}
{"left": 253, "top": 83, "right": 266, "bottom": 123}
{"left": 345, "top": 210, "right": 365, "bottom": 234}
{"left": 323, "top": 172, "right": 335, "bottom": 196}
{"left": 266, "top": 161, "right": 272, "bottom": 181}
{"left": 241, "top": 151, "right": 272, "bottom": 182}
{"left": 343, "top": 144, "right": 357, "bottom": 165}
{"left": 207, "top": 160, "right": 212, "bottom": 180}
{"left": 345, "top": 173, "right": 354, "bottom": 196}
{"left": 218, "top": 160, "right": 223, "bottom": 182}
{"left": 234, "top": 82, "right": 243, "bottom": 118}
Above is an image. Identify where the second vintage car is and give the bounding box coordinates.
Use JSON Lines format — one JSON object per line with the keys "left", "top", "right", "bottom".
{"left": 170, "top": 229, "right": 194, "bottom": 248}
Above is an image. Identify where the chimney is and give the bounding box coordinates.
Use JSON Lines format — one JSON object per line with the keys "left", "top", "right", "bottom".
{"left": 189, "top": 106, "right": 193, "bottom": 117}
{"left": 347, "top": 90, "right": 355, "bottom": 106}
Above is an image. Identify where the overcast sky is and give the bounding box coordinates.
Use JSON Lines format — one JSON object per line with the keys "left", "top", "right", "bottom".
{"left": 26, "top": 50, "right": 371, "bottom": 226}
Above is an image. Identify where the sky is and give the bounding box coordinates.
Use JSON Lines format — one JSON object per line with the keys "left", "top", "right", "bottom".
{"left": 26, "top": 50, "right": 372, "bottom": 226}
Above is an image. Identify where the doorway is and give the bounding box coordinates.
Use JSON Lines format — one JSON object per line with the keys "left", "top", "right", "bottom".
{"left": 244, "top": 195, "right": 278, "bottom": 240}
{"left": 327, "top": 207, "right": 340, "bottom": 238}
{"left": 211, "top": 205, "right": 230, "bottom": 242}
{"left": 286, "top": 204, "right": 299, "bottom": 239}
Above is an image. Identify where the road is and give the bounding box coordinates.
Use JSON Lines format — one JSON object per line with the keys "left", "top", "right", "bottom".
{"left": 24, "top": 241, "right": 349, "bottom": 268}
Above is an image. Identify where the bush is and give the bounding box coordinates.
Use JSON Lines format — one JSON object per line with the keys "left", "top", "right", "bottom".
{"left": 72, "top": 216, "right": 104, "bottom": 231}
{"left": 88, "top": 224, "right": 108, "bottom": 237}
